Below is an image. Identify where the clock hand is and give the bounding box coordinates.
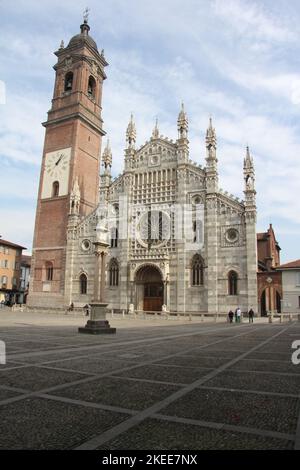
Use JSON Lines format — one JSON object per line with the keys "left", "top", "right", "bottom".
{"left": 55, "top": 154, "right": 63, "bottom": 166}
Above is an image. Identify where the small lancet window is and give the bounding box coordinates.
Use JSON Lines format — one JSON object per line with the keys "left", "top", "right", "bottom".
{"left": 52, "top": 181, "right": 59, "bottom": 197}
{"left": 80, "top": 273, "right": 87, "bottom": 295}
{"left": 191, "top": 255, "right": 204, "bottom": 286}
{"left": 228, "top": 270, "right": 238, "bottom": 295}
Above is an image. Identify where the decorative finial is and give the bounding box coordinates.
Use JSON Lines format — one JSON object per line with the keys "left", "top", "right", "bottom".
{"left": 152, "top": 117, "right": 159, "bottom": 139}
{"left": 83, "top": 6, "right": 90, "bottom": 23}
{"left": 177, "top": 102, "right": 188, "bottom": 138}
{"left": 244, "top": 145, "right": 253, "bottom": 168}
{"left": 206, "top": 115, "right": 216, "bottom": 148}
{"left": 102, "top": 139, "right": 112, "bottom": 169}
{"left": 126, "top": 113, "right": 136, "bottom": 146}
{"left": 59, "top": 40, "right": 64, "bottom": 49}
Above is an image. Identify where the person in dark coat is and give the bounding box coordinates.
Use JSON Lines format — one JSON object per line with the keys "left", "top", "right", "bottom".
{"left": 228, "top": 310, "right": 234, "bottom": 323}
{"left": 248, "top": 308, "right": 254, "bottom": 323}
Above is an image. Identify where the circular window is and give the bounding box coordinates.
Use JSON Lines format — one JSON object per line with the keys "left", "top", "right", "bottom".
{"left": 137, "top": 210, "right": 170, "bottom": 248}
{"left": 81, "top": 239, "right": 91, "bottom": 251}
{"left": 226, "top": 228, "right": 239, "bottom": 243}
{"left": 193, "top": 195, "right": 202, "bottom": 205}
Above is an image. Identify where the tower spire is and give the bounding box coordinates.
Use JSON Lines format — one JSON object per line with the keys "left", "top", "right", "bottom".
{"left": 126, "top": 113, "right": 136, "bottom": 148}
{"left": 177, "top": 102, "right": 188, "bottom": 139}
{"left": 152, "top": 117, "right": 159, "bottom": 139}
{"left": 205, "top": 116, "right": 218, "bottom": 193}
{"left": 206, "top": 116, "right": 217, "bottom": 150}
{"left": 102, "top": 139, "right": 112, "bottom": 171}
{"left": 244, "top": 146, "right": 256, "bottom": 196}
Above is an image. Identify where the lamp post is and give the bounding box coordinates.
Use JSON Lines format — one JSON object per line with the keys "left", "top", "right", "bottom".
{"left": 78, "top": 213, "right": 116, "bottom": 334}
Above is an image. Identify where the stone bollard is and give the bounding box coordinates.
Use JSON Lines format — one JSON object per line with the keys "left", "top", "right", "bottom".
{"left": 268, "top": 313, "right": 273, "bottom": 323}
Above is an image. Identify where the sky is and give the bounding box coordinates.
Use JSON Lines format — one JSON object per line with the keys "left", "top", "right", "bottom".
{"left": 0, "top": 0, "right": 299, "bottom": 262}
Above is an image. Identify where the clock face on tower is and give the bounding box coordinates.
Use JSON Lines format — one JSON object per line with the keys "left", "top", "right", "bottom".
{"left": 41, "top": 147, "right": 71, "bottom": 199}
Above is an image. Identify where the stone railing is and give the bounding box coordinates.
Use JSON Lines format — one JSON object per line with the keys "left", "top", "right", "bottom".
{"left": 267, "top": 312, "right": 300, "bottom": 323}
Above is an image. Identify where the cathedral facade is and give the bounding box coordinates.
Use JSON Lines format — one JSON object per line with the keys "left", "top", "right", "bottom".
{"left": 28, "top": 20, "right": 258, "bottom": 314}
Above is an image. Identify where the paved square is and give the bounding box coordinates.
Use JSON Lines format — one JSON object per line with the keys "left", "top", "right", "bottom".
{"left": 0, "top": 311, "right": 300, "bottom": 450}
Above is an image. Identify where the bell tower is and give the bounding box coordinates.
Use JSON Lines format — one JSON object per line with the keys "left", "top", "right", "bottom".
{"left": 28, "top": 17, "right": 108, "bottom": 308}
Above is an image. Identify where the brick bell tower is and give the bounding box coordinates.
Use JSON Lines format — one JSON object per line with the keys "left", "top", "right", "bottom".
{"left": 28, "top": 16, "right": 108, "bottom": 309}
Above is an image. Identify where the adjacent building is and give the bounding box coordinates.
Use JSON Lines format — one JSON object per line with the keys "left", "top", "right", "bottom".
{"left": 19, "top": 255, "right": 31, "bottom": 304}
{"left": 257, "top": 224, "right": 282, "bottom": 316}
{"left": 277, "top": 260, "right": 300, "bottom": 314}
{"left": 0, "top": 238, "right": 26, "bottom": 305}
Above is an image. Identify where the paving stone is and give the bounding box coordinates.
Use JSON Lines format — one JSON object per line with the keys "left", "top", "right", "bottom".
{"left": 10, "top": 351, "right": 84, "bottom": 364}
{"left": 113, "top": 364, "right": 213, "bottom": 384}
{"left": 47, "top": 357, "right": 135, "bottom": 374}
{"left": 0, "top": 388, "right": 23, "bottom": 401}
{"left": 161, "top": 388, "right": 299, "bottom": 434}
{"left": 204, "top": 370, "right": 300, "bottom": 394}
{"left": 157, "top": 355, "right": 229, "bottom": 368}
{"left": 54, "top": 377, "right": 179, "bottom": 410}
{"left": 247, "top": 351, "right": 291, "bottom": 361}
{"left": 0, "top": 366, "right": 87, "bottom": 392}
{"left": 4, "top": 341, "right": 63, "bottom": 351}
{"left": 257, "top": 343, "right": 293, "bottom": 353}
{"left": 0, "top": 397, "right": 129, "bottom": 449}
{"left": 96, "top": 418, "right": 294, "bottom": 450}
{"left": 230, "top": 359, "right": 300, "bottom": 374}
{"left": 0, "top": 361, "right": 26, "bottom": 370}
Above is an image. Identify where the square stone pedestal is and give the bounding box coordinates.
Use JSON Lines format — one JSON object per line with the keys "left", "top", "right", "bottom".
{"left": 78, "top": 302, "right": 116, "bottom": 335}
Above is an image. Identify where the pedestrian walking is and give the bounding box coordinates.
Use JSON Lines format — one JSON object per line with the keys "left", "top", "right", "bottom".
{"left": 248, "top": 308, "right": 254, "bottom": 323}
{"left": 236, "top": 307, "right": 241, "bottom": 323}
{"left": 228, "top": 310, "right": 234, "bottom": 323}
{"left": 84, "top": 303, "right": 90, "bottom": 316}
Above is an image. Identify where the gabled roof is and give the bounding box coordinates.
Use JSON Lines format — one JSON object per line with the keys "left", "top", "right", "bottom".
{"left": 277, "top": 259, "right": 300, "bottom": 270}
{"left": 0, "top": 238, "right": 26, "bottom": 250}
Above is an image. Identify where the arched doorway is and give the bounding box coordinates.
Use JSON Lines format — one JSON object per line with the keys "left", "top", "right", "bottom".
{"left": 260, "top": 290, "right": 267, "bottom": 316}
{"left": 276, "top": 291, "right": 281, "bottom": 313}
{"left": 135, "top": 265, "right": 164, "bottom": 312}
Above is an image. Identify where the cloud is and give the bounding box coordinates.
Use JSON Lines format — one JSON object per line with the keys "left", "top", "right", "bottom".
{"left": 212, "top": 0, "right": 296, "bottom": 43}
{"left": 0, "top": 0, "right": 299, "bottom": 261}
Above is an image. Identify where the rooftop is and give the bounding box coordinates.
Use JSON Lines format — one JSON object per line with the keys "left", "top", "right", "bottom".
{"left": 277, "top": 259, "right": 300, "bottom": 269}
{"left": 0, "top": 238, "right": 27, "bottom": 250}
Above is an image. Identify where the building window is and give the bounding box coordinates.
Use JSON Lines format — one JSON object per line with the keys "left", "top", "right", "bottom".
{"left": 64, "top": 71, "right": 73, "bottom": 92}
{"left": 12, "top": 277, "right": 17, "bottom": 288}
{"left": 80, "top": 273, "right": 87, "bottom": 295}
{"left": 1, "top": 276, "right": 7, "bottom": 286}
{"left": 87, "top": 75, "right": 96, "bottom": 98}
{"left": 298, "top": 296, "right": 300, "bottom": 309}
{"left": 109, "top": 259, "right": 119, "bottom": 287}
{"left": 296, "top": 272, "right": 300, "bottom": 287}
{"left": 1, "top": 259, "right": 9, "bottom": 269}
{"left": 52, "top": 181, "right": 59, "bottom": 197}
{"left": 110, "top": 227, "right": 118, "bottom": 248}
{"left": 191, "top": 255, "right": 204, "bottom": 286}
{"left": 228, "top": 270, "right": 238, "bottom": 295}
{"left": 45, "top": 262, "right": 53, "bottom": 281}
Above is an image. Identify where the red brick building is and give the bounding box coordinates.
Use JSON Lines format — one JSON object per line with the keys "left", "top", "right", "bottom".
{"left": 257, "top": 224, "right": 282, "bottom": 315}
